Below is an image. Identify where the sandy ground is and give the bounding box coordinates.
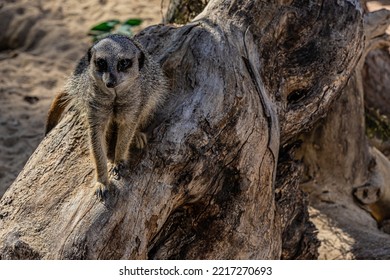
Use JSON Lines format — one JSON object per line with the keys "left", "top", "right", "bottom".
{"left": 367, "top": 0, "right": 390, "bottom": 11}
{"left": 0, "top": 0, "right": 166, "bottom": 196}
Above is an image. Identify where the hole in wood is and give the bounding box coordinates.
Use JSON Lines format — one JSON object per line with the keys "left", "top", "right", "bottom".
{"left": 287, "top": 88, "right": 310, "bottom": 105}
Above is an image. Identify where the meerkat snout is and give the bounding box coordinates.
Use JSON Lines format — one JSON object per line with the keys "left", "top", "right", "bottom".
{"left": 103, "top": 72, "right": 117, "bottom": 88}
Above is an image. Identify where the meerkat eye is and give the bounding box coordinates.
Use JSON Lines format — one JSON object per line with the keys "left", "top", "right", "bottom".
{"left": 95, "top": 58, "right": 107, "bottom": 72}
{"left": 117, "top": 59, "right": 132, "bottom": 72}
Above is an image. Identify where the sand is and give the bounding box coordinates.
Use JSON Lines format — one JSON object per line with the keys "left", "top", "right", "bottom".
{"left": 0, "top": 0, "right": 166, "bottom": 196}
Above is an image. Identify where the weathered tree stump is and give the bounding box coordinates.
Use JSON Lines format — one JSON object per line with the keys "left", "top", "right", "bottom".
{"left": 0, "top": 0, "right": 373, "bottom": 259}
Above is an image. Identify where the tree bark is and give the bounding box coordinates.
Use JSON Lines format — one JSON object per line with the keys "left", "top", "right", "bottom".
{"left": 0, "top": 0, "right": 364, "bottom": 259}
{"left": 363, "top": 47, "right": 390, "bottom": 157}
{"left": 164, "top": 0, "right": 209, "bottom": 24}
{"left": 297, "top": 7, "right": 390, "bottom": 259}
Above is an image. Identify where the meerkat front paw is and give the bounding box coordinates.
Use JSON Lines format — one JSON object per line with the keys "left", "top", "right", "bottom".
{"left": 134, "top": 132, "right": 147, "bottom": 149}
{"left": 95, "top": 181, "right": 109, "bottom": 200}
{"left": 110, "top": 161, "right": 128, "bottom": 180}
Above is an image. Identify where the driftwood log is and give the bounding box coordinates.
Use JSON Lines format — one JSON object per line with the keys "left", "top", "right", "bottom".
{"left": 1, "top": 0, "right": 388, "bottom": 259}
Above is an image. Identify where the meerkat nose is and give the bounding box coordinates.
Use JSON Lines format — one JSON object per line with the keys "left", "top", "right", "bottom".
{"left": 106, "top": 81, "right": 116, "bottom": 88}
{"left": 103, "top": 72, "right": 117, "bottom": 88}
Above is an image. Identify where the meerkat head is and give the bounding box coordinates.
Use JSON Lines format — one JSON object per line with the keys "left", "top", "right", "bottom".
{"left": 87, "top": 34, "right": 145, "bottom": 93}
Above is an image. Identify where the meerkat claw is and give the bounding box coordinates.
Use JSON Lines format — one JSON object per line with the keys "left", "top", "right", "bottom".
{"left": 134, "top": 132, "right": 147, "bottom": 149}
{"left": 111, "top": 162, "right": 127, "bottom": 180}
{"left": 95, "top": 181, "right": 109, "bottom": 200}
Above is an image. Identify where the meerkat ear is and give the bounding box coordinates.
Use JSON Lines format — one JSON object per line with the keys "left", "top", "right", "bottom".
{"left": 138, "top": 51, "right": 145, "bottom": 70}
{"left": 75, "top": 47, "right": 93, "bottom": 75}
{"left": 87, "top": 47, "right": 93, "bottom": 63}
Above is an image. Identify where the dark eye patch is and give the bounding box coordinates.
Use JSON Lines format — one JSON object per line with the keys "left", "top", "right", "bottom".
{"left": 95, "top": 58, "right": 107, "bottom": 72}
{"left": 117, "top": 59, "right": 132, "bottom": 72}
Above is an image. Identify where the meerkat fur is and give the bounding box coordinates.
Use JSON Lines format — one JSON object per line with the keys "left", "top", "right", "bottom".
{"left": 47, "top": 34, "right": 167, "bottom": 199}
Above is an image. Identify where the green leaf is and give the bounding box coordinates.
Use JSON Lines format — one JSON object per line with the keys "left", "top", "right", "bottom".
{"left": 117, "top": 25, "right": 133, "bottom": 37}
{"left": 90, "top": 20, "right": 121, "bottom": 31}
{"left": 124, "top": 18, "right": 143, "bottom": 26}
{"left": 87, "top": 30, "right": 107, "bottom": 36}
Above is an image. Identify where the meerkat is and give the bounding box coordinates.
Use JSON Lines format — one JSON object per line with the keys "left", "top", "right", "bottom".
{"left": 46, "top": 34, "right": 167, "bottom": 199}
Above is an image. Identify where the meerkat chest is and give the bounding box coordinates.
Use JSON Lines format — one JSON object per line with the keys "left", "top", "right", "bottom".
{"left": 111, "top": 97, "right": 138, "bottom": 118}
{"left": 90, "top": 88, "right": 139, "bottom": 119}
{"left": 112, "top": 102, "right": 127, "bottom": 116}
